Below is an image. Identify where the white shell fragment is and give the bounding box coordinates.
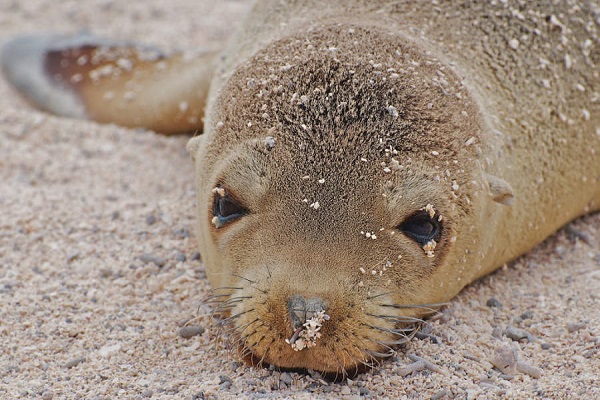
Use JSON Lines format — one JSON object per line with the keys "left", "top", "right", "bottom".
{"left": 285, "top": 310, "right": 330, "bottom": 351}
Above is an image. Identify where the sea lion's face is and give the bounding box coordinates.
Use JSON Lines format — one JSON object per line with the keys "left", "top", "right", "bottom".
{"left": 190, "top": 24, "right": 484, "bottom": 374}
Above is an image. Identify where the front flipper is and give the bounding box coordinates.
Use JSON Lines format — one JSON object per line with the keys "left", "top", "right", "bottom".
{"left": 1, "top": 34, "right": 216, "bottom": 134}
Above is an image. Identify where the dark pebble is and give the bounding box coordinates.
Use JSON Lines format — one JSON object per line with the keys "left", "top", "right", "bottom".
{"left": 359, "top": 387, "right": 371, "bottom": 396}
{"left": 486, "top": 297, "right": 502, "bottom": 308}
{"left": 178, "top": 325, "right": 205, "bottom": 339}
{"left": 414, "top": 331, "right": 440, "bottom": 344}
{"left": 63, "top": 356, "right": 85, "bottom": 369}
{"left": 219, "top": 375, "right": 232, "bottom": 384}
{"left": 565, "top": 225, "right": 592, "bottom": 245}
{"left": 504, "top": 326, "right": 535, "bottom": 342}
{"left": 175, "top": 252, "right": 187, "bottom": 262}
{"left": 146, "top": 215, "right": 157, "bottom": 225}
{"left": 520, "top": 310, "right": 534, "bottom": 320}
{"left": 219, "top": 381, "right": 231, "bottom": 391}
{"left": 540, "top": 343, "right": 552, "bottom": 350}
{"left": 111, "top": 211, "right": 120, "bottom": 220}
{"left": 190, "top": 252, "right": 201, "bottom": 261}
{"left": 230, "top": 361, "right": 240, "bottom": 372}
{"left": 139, "top": 253, "right": 166, "bottom": 268}
{"left": 174, "top": 228, "right": 190, "bottom": 238}
{"left": 190, "top": 391, "right": 205, "bottom": 400}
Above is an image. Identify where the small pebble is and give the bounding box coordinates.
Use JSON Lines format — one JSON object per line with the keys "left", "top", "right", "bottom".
{"left": 491, "top": 344, "right": 517, "bottom": 375}
{"left": 139, "top": 253, "right": 166, "bottom": 268}
{"left": 565, "top": 225, "right": 592, "bottom": 245}
{"left": 566, "top": 322, "right": 586, "bottom": 333}
{"left": 359, "top": 387, "right": 370, "bottom": 396}
{"left": 516, "top": 361, "right": 542, "bottom": 379}
{"left": 174, "top": 228, "right": 190, "bottom": 238}
{"left": 66, "top": 252, "right": 80, "bottom": 263}
{"left": 340, "top": 386, "right": 352, "bottom": 395}
{"left": 486, "top": 297, "right": 502, "bottom": 308}
{"left": 142, "top": 389, "right": 154, "bottom": 398}
{"left": 583, "top": 349, "right": 597, "bottom": 358}
{"left": 63, "top": 356, "right": 85, "bottom": 369}
{"left": 219, "top": 375, "right": 232, "bottom": 384}
{"left": 280, "top": 372, "right": 293, "bottom": 386}
{"left": 41, "top": 391, "right": 53, "bottom": 400}
{"left": 541, "top": 343, "right": 553, "bottom": 350}
{"left": 520, "top": 310, "right": 533, "bottom": 320}
{"left": 178, "top": 325, "right": 205, "bottom": 339}
{"left": 190, "top": 252, "right": 201, "bottom": 261}
{"left": 175, "top": 252, "right": 187, "bottom": 262}
{"left": 99, "top": 268, "right": 113, "bottom": 278}
{"left": 146, "top": 215, "right": 157, "bottom": 225}
{"left": 504, "top": 326, "right": 535, "bottom": 342}
{"left": 230, "top": 361, "right": 241, "bottom": 372}
{"left": 491, "top": 327, "right": 503, "bottom": 339}
{"left": 398, "top": 355, "right": 446, "bottom": 377}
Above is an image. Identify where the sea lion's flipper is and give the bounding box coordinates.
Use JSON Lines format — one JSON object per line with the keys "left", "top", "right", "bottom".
{"left": 486, "top": 174, "right": 515, "bottom": 206}
{"left": 0, "top": 34, "right": 216, "bottom": 134}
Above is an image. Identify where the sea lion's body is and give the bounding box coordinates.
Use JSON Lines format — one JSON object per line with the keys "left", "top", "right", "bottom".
{"left": 2, "top": 0, "right": 599, "bottom": 374}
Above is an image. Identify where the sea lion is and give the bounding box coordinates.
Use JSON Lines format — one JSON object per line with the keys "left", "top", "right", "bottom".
{"left": 1, "top": 1, "right": 599, "bottom": 375}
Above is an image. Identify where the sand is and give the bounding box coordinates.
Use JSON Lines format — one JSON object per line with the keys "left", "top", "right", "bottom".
{"left": 0, "top": 1, "right": 598, "bottom": 398}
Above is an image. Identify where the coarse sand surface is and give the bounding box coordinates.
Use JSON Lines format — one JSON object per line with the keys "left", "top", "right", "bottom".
{"left": 1, "top": 1, "right": 598, "bottom": 398}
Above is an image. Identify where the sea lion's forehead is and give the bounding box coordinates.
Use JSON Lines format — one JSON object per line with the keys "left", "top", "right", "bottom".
{"left": 210, "top": 22, "right": 481, "bottom": 166}
{"left": 205, "top": 22, "right": 483, "bottom": 222}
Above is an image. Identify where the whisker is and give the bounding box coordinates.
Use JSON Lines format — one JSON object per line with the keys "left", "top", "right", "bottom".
{"left": 257, "top": 338, "right": 275, "bottom": 367}
{"left": 364, "top": 348, "right": 395, "bottom": 358}
{"left": 377, "top": 302, "right": 447, "bottom": 311}
{"left": 367, "top": 313, "right": 425, "bottom": 324}
{"left": 211, "top": 286, "right": 245, "bottom": 293}
{"left": 230, "top": 273, "right": 258, "bottom": 284}
{"left": 365, "top": 337, "right": 395, "bottom": 353}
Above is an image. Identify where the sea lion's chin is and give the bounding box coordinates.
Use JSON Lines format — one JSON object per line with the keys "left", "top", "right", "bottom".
{"left": 224, "top": 272, "right": 419, "bottom": 374}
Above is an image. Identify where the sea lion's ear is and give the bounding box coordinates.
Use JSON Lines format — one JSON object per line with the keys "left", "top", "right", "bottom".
{"left": 186, "top": 135, "right": 204, "bottom": 162}
{"left": 486, "top": 174, "right": 515, "bottom": 206}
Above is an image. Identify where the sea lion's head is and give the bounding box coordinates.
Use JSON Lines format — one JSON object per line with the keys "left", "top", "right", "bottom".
{"left": 188, "top": 23, "right": 492, "bottom": 375}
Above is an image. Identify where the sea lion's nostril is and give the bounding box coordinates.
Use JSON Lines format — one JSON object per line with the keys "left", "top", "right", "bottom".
{"left": 286, "top": 295, "right": 329, "bottom": 351}
{"left": 287, "top": 295, "right": 327, "bottom": 329}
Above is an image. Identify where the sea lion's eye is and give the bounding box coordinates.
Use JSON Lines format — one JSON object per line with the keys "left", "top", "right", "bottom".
{"left": 398, "top": 212, "right": 441, "bottom": 245}
{"left": 213, "top": 193, "right": 246, "bottom": 227}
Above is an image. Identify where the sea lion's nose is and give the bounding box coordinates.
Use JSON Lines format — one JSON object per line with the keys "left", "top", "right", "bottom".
{"left": 287, "top": 295, "right": 327, "bottom": 330}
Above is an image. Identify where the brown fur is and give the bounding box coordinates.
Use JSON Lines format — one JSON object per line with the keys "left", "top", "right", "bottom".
{"left": 2, "top": 0, "right": 599, "bottom": 374}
